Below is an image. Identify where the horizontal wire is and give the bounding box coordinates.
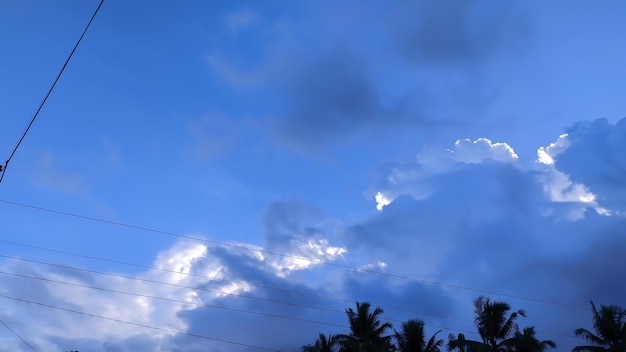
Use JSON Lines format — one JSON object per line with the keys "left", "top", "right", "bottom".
{"left": 1, "top": 270, "right": 578, "bottom": 349}
{"left": 0, "top": 254, "right": 579, "bottom": 342}
{"left": 0, "top": 241, "right": 584, "bottom": 341}
{"left": 0, "top": 270, "right": 345, "bottom": 329}
{"left": 0, "top": 267, "right": 483, "bottom": 339}
{"left": 0, "top": 293, "right": 282, "bottom": 352}
{"left": 0, "top": 198, "right": 590, "bottom": 311}
{"left": 0, "top": 255, "right": 481, "bottom": 336}
{"left": 0, "top": 239, "right": 474, "bottom": 324}
{"left": 0, "top": 254, "right": 340, "bottom": 317}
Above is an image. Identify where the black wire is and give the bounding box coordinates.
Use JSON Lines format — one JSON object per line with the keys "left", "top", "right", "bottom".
{"left": 0, "top": 257, "right": 486, "bottom": 336}
{"left": 0, "top": 266, "right": 578, "bottom": 345}
{"left": 0, "top": 269, "right": 347, "bottom": 329}
{"left": 0, "top": 317, "right": 38, "bottom": 351}
{"left": 0, "top": 293, "right": 282, "bottom": 352}
{"left": 0, "top": 239, "right": 476, "bottom": 323}
{"left": 0, "top": 0, "right": 105, "bottom": 184}
{"left": 0, "top": 198, "right": 591, "bottom": 311}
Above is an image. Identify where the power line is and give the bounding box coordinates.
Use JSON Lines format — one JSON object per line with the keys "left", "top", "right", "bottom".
{"left": 0, "top": 293, "right": 282, "bottom": 352}
{"left": 0, "top": 267, "right": 485, "bottom": 340}
{"left": 0, "top": 239, "right": 475, "bottom": 324}
{"left": 0, "top": 254, "right": 579, "bottom": 342}
{"left": 0, "top": 317, "right": 37, "bottom": 352}
{"left": 0, "top": 198, "right": 590, "bottom": 311}
{"left": 0, "top": 0, "right": 104, "bottom": 184}
{"left": 0, "top": 268, "right": 580, "bottom": 348}
{"left": 0, "top": 254, "right": 474, "bottom": 332}
{"left": 0, "top": 269, "right": 346, "bottom": 329}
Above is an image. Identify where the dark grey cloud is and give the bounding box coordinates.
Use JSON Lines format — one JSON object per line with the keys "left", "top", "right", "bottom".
{"left": 392, "top": 0, "right": 531, "bottom": 65}
{"left": 262, "top": 199, "right": 324, "bottom": 248}
{"left": 274, "top": 51, "right": 418, "bottom": 150}
{"left": 346, "top": 134, "right": 626, "bottom": 350}
{"left": 207, "top": 1, "right": 533, "bottom": 153}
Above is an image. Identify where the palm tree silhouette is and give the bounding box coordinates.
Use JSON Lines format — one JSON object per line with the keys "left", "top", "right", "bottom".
{"left": 448, "top": 296, "right": 526, "bottom": 352}
{"left": 395, "top": 319, "right": 443, "bottom": 352}
{"left": 302, "top": 333, "right": 340, "bottom": 352}
{"left": 337, "top": 302, "right": 394, "bottom": 352}
{"left": 509, "top": 327, "right": 556, "bottom": 352}
{"left": 573, "top": 301, "right": 626, "bottom": 352}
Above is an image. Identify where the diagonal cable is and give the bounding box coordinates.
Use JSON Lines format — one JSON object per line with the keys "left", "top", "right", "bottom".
{"left": 0, "top": 0, "right": 104, "bottom": 184}
{"left": 0, "top": 317, "right": 37, "bottom": 351}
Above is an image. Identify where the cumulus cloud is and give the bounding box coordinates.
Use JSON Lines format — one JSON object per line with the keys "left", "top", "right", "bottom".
{"left": 537, "top": 133, "right": 570, "bottom": 165}
{"left": 448, "top": 138, "right": 519, "bottom": 164}
{"left": 3, "top": 122, "right": 625, "bottom": 351}
{"left": 535, "top": 119, "right": 626, "bottom": 219}
{"left": 0, "top": 199, "right": 352, "bottom": 351}
{"left": 371, "top": 138, "right": 518, "bottom": 210}
{"left": 351, "top": 128, "right": 625, "bottom": 350}
{"left": 261, "top": 200, "right": 347, "bottom": 275}
{"left": 549, "top": 118, "right": 626, "bottom": 214}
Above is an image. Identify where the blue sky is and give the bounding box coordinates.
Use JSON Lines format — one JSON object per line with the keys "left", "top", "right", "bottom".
{"left": 1, "top": 1, "right": 625, "bottom": 351}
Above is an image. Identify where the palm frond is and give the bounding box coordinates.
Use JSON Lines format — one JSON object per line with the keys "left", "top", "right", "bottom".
{"left": 575, "top": 328, "right": 607, "bottom": 346}
{"left": 425, "top": 330, "right": 444, "bottom": 352}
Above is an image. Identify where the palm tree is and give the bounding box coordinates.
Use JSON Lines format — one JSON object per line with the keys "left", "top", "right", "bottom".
{"left": 337, "top": 302, "right": 394, "bottom": 352}
{"left": 448, "top": 296, "right": 526, "bottom": 352}
{"left": 448, "top": 333, "right": 488, "bottom": 352}
{"left": 302, "top": 333, "right": 340, "bottom": 352}
{"left": 395, "top": 319, "right": 443, "bottom": 352}
{"left": 573, "top": 301, "right": 626, "bottom": 352}
{"left": 508, "top": 327, "right": 556, "bottom": 352}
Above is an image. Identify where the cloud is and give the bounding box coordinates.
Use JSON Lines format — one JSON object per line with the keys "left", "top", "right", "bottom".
{"left": 393, "top": 0, "right": 530, "bottom": 65}
{"left": 261, "top": 199, "right": 347, "bottom": 275}
{"left": 274, "top": 52, "right": 406, "bottom": 149}
{"left": 355, "top": 124, "right": 625, "bottom": 347}
{"left": 534, "top": 119, "right": 626, "bottom": 219}
{"left": 448, "top": 138, "right": 519, "bottom": 164}
{"left": 537, "top": 134, "right": 570, "bottom": 166}
{"left": 3, "top": 121, "right": 625, "bottom": 351}
{"left": 207, "top": 1, "right": 523, "bottom": 154}
{"left": 549, "top": 118, "right": 626, "bottom": 214}
{"left": 370, "top": 138, "right": 518, "bottom": 211}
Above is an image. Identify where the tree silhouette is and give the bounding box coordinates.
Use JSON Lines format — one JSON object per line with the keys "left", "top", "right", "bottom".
{"left": 573, "top": 301, "right": 626, "bottom": 352}
{"left": 302, "top": 333, "right": 340, "bottom": 352}
{"left": 448, "top": 296, "right": 526, "bottom": 352}
{"left": 509, "top": 327, "right": 556, "bottom": 352}
{"left": 337, "top": 302, "right": 394, "bottom": 352}
{"left": 395, "top": 319, "right": 443, "bottom": 352}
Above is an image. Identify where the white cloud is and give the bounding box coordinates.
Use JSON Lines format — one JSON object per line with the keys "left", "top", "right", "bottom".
{"left": 536, "top": 132, "right": 614, "bottom": 220}
{"left": 537, "top": 133, "right": 570, "bottom": 165}
{"left": 375, "top": 191, "right": 392, "bottom": 211}
{"left": 448, "top": 138, "right": 519, "bottom": 164}
{"left": 546, "top": 118, "right": 626, "bottom": 215}
{"left": 370, "top": 137, "right": 518, "bottom": 211}
{"left": 270, "top": 238, "right": 347, "bottom": 277}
